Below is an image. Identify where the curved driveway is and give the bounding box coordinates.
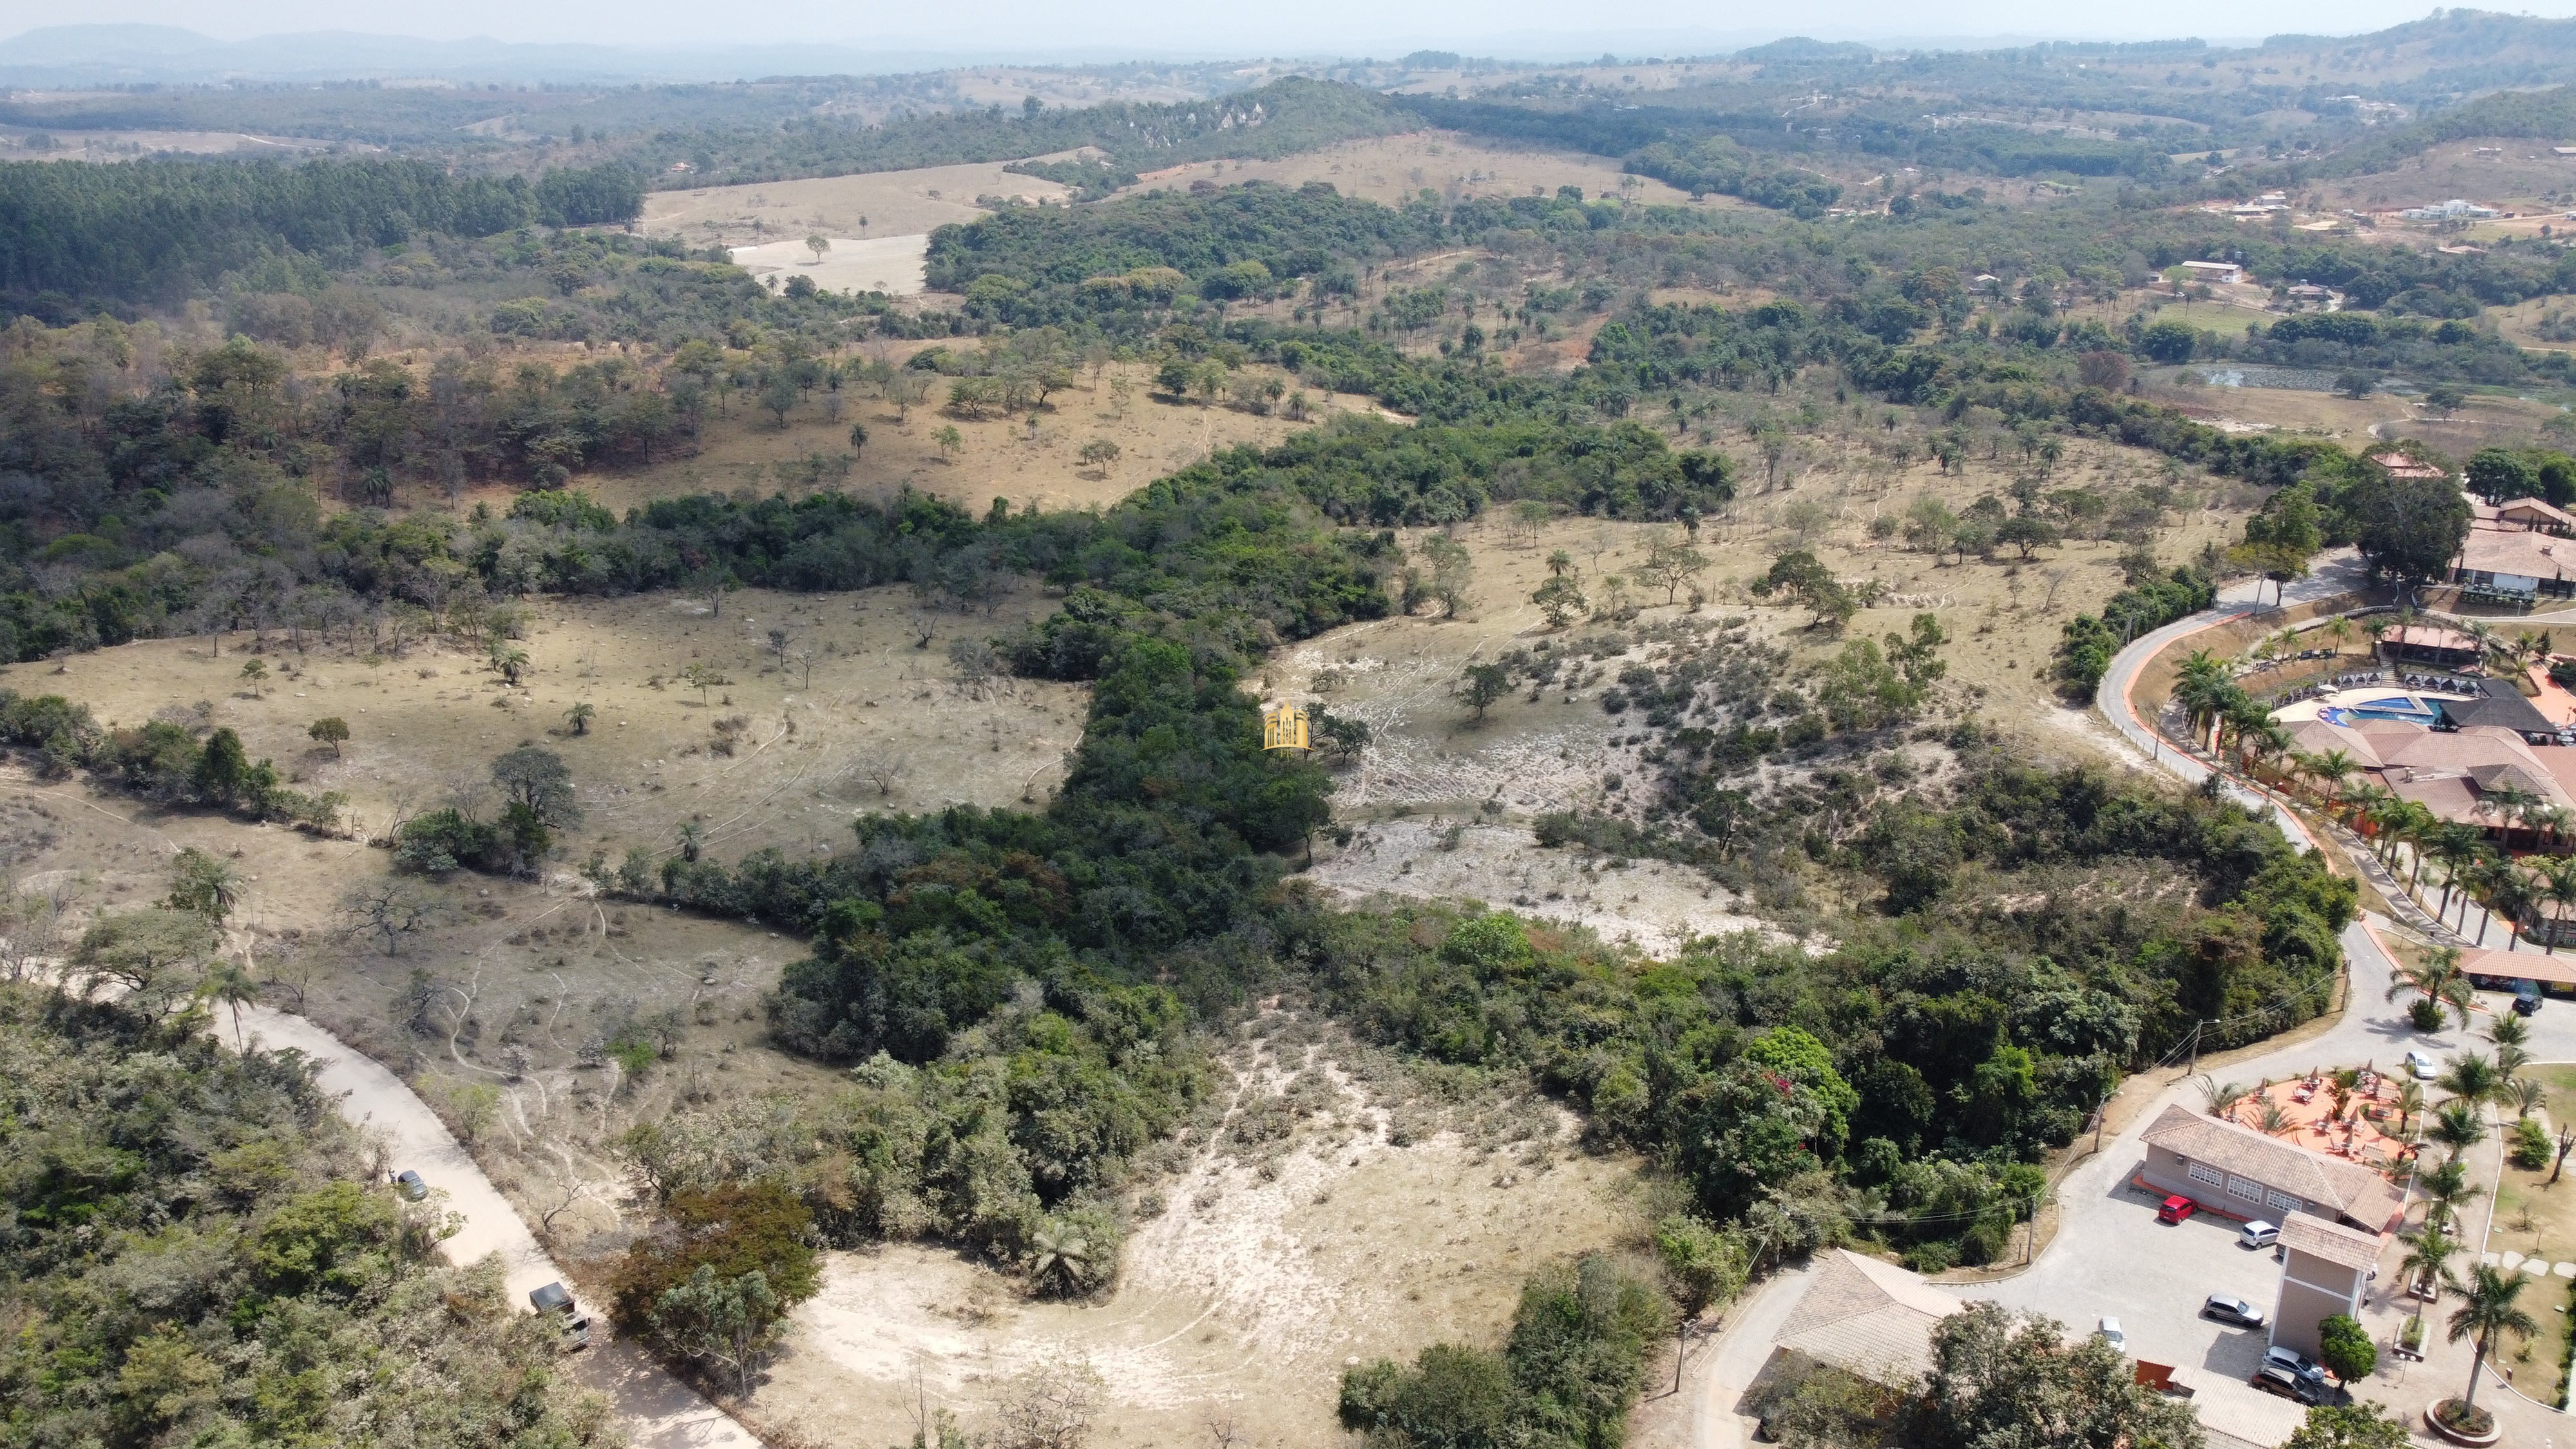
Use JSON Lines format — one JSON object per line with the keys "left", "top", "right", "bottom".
{"left": 238, "top": 1004, "right": 763, "bottom": 1448}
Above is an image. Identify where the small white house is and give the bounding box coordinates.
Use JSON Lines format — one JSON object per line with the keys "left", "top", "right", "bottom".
{"left": 2180, "top": 260, "right": 2244, "bottom": 285}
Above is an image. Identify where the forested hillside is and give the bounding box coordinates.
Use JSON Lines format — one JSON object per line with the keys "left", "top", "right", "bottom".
{"left": 0, "top": 981, "right": 611, "bottom": 1447}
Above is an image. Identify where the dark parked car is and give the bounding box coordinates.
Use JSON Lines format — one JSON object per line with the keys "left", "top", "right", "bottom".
{"left": 392, "top": 1170, "right": 428, "bottom": 1202}
{"left": 2253, "top": 1363, "right": 2328, "bottom": 1405}
{"left": 2202, "top": 1294, "right": 2266, "bottom": 1329}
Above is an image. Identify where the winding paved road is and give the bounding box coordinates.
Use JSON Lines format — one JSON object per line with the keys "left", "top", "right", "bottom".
{"left": 237, "top": 1004, "right": 763, "bottom": 1448}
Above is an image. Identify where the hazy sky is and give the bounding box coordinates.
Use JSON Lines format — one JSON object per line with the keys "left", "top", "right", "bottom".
{"left": 21, "top": 0, "right": 2576, "bottom": 52}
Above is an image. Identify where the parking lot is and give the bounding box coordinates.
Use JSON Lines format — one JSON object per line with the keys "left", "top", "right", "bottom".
{"left": 1968, "top": 1172, "right": 2313, "bottom": 1384}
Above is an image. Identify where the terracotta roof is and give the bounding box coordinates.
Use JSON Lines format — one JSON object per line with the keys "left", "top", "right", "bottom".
{"left": 2498, "top": 497, "right": 2576, "bottom": 530}
{"left": 2379, "top": 624, "right": 2479, "bottom": 652}
{"left": 2384, "top": 770, "right": 2482, "bottom": 823}
{"left": 2530, "top": 744, "right": 2576, "bottom": 804}
{"left": 2459, "top": 527, "right": 2576, "bottom": 581}
{"left": 2278, "top": 1211, "right": 2384, "bottom": 1271}
{"left": 1773, "top": 1249, "right": 1965, "bottom": 1386}
{"left": 2141, "top": 1104, "right": 2405, "bottom": 1231}
{"left": 2458, "top": 947, "right": 2576, "bottom": 985}
{"left": 2379, "top": 724, "right": 2554, "bottom": 780}
{"left": 2368, "top": 450, "right": 2448, "bottom": 479}
{"left": 2352, "top": 718, "right": 2432, "bottom": 743}
{"left": 2284, "top": 719, "right": 2383, "bottom": 770}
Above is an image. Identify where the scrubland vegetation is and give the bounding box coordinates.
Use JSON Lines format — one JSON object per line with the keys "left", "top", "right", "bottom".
{"left": 19, "top": 14, "right": 2576, "bottom": 1445}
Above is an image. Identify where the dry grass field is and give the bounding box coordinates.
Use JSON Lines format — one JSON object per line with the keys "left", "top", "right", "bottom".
{"left": 636, "top": 162, "right": 1074, "bottom": 249}
{"left": 1121, "top": 129, "right": 1724, "bottom": 210}
{"left": 2320, "top": 139, "right": 2576, "bottom": 213}
{"left": 555, "top": 359, "right": 1383, "bottom": 518}
{"left": 10, "top": 583, "right": 1089, "bottom": 867}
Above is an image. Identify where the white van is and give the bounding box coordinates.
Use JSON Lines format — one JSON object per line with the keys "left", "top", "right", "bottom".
{"left": 2240, "top": 1220, "right": 2280, "bottom": 1249}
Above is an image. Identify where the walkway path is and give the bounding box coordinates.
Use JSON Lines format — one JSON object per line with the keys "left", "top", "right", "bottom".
{"left": 237, "top": 1004, "right": 762, "bottom": 1448}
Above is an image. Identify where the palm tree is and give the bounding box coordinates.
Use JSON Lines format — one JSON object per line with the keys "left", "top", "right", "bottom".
{"left": 2400, "top": 1224, "right": 2463, "bottom": 1338}
{"left": 2478, "top": 779, "right": 2542, "bottom": 852}
{"left": 676, "top": 822, "right": 703, "bottom": 864}
{"left": 2472, "top": 858, "right": 2535, "bottom": 947}
{"left": 565, "top": 702, "right": 595, "bottom": 737}
{"left": 2347, "top": 782, "right": 2399, "bottom": 849}
{"left": 2538, "top": 855, "right": 2576, "bottom": 952}
{"left": 2390, "top": 947, "right": 2475, "bottom": 1030}
{"left": 2200, "top": 1077, "right": 2250, "bottom": 1120}
{"left": 2510, "top": 1077, "right": 2548, "bottom": 1119}
{"left": 2258, "top": 1097, "right": 2294, "bottom": 1135}
{"left": 2430, "top": 825, "right": 2492, "bottom": 922}
{"left": 2439, "top": 1052, "right": 2504, "bottom": 1107}
{"left": 1027, "top": 1218, "right": 1094, "bottom": 1298}
{"left": 2327, "top": 615, "right": 2357, "bottom": 657}
{"left": 196, "top": 959, "right": 258, "bottom": 1049}
{"left": 2398, "top": 802, "right": 2443, "bottom": 889}
{"left": 2491, "top": 1012, "right": 2530, "bottom": 1051}
{"left": 2173, "top": 652, "right": 2238, "bottom": 751}
{"left": 2430, "top": 1101, "right": 2489, "bottom": 1162}
{"left": 2530, "top": 805, "right": 2575, "bottom": 856}
{"left": 2446, "top": 1264, "right": 2538, "bottom": 1422}
{"left": 2396, "top": 1079, "right": 2427, "bottom": 1137}
{"left": 2304, "top": 748, "right": 2361, "bottom": 813}
{"left": 2233, "top": 708, "right": 2290, "bottom": 779}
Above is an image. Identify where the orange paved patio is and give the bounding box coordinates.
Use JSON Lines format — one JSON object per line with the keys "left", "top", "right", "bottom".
{"left": 2215, "top": 1068, "right": 2419, "bottom": 1173}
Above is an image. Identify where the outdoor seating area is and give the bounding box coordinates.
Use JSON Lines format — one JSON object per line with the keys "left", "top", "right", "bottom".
{"left": 2215, "top": 1070, "right": 2418, "bottom": 1173}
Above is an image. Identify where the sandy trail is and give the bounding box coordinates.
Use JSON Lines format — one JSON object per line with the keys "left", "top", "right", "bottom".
{"left": 234, "top": 1001, "right": 764, "bottom": 1449}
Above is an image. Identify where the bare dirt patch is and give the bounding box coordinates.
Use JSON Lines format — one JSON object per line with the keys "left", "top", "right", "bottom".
{"left": 1310, "top": 819, "right": 1777, "bottom": 951}
{"left": 751, "top": 1013, "right": 1645, "bottom": 1449}
{"left": 725, "top": 234, "right": 935, "bottom": 296}
{"left": 2133, "top": 374, "right": 2404, "bottom": 440}
{"left": 1277, "top": 455, "right": 2248, "bottom": 823}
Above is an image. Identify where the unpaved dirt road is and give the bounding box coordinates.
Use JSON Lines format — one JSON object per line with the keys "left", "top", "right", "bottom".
{"left": 234, "top": 1002, "right": 763, "bottom": 1449}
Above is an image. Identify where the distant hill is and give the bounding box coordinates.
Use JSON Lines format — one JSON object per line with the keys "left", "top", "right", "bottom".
{"left": 0, "top": 24, "right": 1178, "bottom": 85}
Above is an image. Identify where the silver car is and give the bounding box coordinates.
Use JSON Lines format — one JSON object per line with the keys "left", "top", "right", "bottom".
{"left": 2095, "top": 1316, "right": 2126, "bottom": 1354}
{"left": 2264, "top": 1345, "right": 2327, "bottom": 1386}
{"left": 2203, "top": 1293, "right": 2266, "bottom": 1328}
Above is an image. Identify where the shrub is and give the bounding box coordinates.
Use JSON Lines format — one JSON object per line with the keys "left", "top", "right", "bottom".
{"left": 2316, "top": 1312, "right": 2376, "bottom": 1383}
{"left": 609, "top": 1182, "right": 819, "bottom": 1336}
{"left": 2512, "top": 1115, "right": 2553, "bottom": 1170}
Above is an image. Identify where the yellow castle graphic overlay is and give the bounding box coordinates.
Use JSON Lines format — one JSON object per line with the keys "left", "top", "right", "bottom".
{"left": 1261, "top": 702, "right": 1310, "bottom": 752}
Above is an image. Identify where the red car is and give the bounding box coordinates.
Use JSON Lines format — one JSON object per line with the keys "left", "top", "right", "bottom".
{"left": 2157, "top": 1195, "right": 2197, "bottom": 1224}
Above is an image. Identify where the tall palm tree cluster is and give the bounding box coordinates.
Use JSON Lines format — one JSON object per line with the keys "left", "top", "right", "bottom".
{"left": 2172, "top": 638, "right": 2576, "bottom": 949}
{"left": 2389, "top": 1019, "right": 2550, "bottom": 1430}
{"left": 2171, "top": 650, "right": 2296, "bottom": 779}
{"left": 2347, "top": 779, "right": 2576, "bottom": 949}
